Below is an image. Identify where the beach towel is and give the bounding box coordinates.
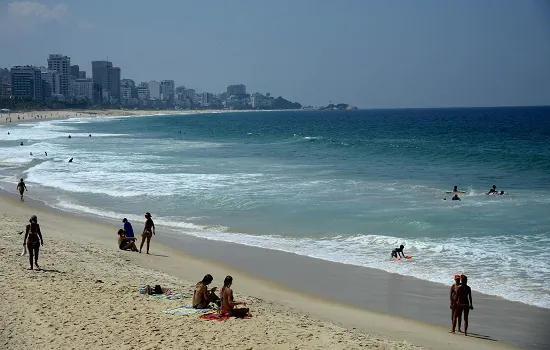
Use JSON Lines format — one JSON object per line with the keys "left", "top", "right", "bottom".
{"left": 147, "top": 290, "right": 188, "bottom": 300}
{"left": 199, "top": 312, "right": 252, "bottom": 322}
{"left": 163, "top": 305, "right": 217, "bottom": 316}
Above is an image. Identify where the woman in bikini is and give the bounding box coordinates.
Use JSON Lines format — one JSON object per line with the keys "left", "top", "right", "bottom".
{"left": 23, "top": 215, "right": 43, "bottom": 270}
{"left": 139, "top": 212, "right": 155, "bottom": 254}
{"left": 193, "top": 274, "right": 220, "bottom": 309}
{"left": 220, "top": 275, "right": 249, "bottom": 318}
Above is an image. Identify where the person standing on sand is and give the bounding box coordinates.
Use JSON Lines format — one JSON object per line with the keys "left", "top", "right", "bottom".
{"left": 450, "top": 275, "right": 462, "bottom": 333}
{"left": 122, "top": 218, "right": 135, "bottom": 238}
{"left": 451, "top": 275, "right": 473, "bottom": 336}
{"left": 23, "top": 215, "right": 43, "bottom": 270}
{"left": 16, "top": 178, "right": 28, "bottom": 202}
{"left": 139, "top": 212, "right": 155, "bottom": 254}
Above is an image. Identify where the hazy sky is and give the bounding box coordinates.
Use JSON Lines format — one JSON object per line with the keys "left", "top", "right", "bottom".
{"left": 1, "top": 0, "right": 549, "bottom": 108}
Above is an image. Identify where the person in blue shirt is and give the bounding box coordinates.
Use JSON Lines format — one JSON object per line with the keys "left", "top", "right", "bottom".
{"left": 122, "top": 218, "right": 135, "bottom": 238}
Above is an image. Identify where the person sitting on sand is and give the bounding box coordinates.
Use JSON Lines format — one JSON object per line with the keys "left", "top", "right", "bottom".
{"left": 17, "top": 178, "right": 28, "bottom": 202}
{"left": 23, "top": 215, "right": 43, "bottom": 270}
{"left": 452, "top": 275, "right": 473, "bottom": 336}
{"left": 117, "top": 229, "right": 138, "bottom": 251}
{"left": 391, "top": 244, "right": 405, "bottom": 259}
{"left": 487, "top": 185, "right": 497, "bottom": 194}
{"left": 220, "top": 275, "right": 249, "bottom": 318}
{"left": 452, "top": 194, "right": 461, "bottom": 201}
{"left": 139, "top": 212, "right": 155, "bottom": 254}
{"left": 122, "top": 218, "right": 135, "bottom": 238}
{"left": 450, "top": 274, "right": 462, "bottom": 333}
{"left": 193, "top": 274, "right": 220, "bottom": 309}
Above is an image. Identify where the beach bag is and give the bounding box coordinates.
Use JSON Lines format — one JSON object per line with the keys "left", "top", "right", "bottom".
{"left": 154, "top": 285, "right": 163, "bottom": 294}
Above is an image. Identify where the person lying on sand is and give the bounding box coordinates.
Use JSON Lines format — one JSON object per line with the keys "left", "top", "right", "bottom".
{"left": 391, "top": 244, "right": 405, "bottom": 258}
{"left": 193, "top": 274, "right": 220, "bottom": 308}
{"left": 220, "top": 275, "right": 249, "bottom": 318}
{"left": 450, "top": 274, "right": 462, "bottom": 333}
{"left": 139, "top": 212, "right": 155, "bottom": 254}
{"left": 23, "top": 215, "right": 43, "bottom": 270}
{"left": 452, "top": 275, "right": 473, "bottom": 336}
{"left": 117, "top": 229, "right": 138, "bottom": 252}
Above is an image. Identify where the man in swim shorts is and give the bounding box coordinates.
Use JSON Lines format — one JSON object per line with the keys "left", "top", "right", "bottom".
{"left": 450, "top": 274, "right": 462, "bottom": 333}
{"left": 391, "top": 244, "right": 405, "bottom": 258}
{"left": 452, "top": 275, "right": 473, "bottom": 336}
{"left": 16, "top": 178, "right": 28, "bottom": 202}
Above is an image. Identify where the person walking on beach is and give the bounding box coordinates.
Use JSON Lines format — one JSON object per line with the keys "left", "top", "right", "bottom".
{"left": 449, "top": 275, "right": 462, "bottom": 333}
{"left": 23, "top": 215, "right": 43, "bottom": 270}
{"left": 452, "top": 275, "right": 473, "bottom": 336}
{"left": 16, "top": 178, "right": 28, "bottom": 202}
{"left": 122, "top": 218, "right": 135, "bottom": 238}
{"left": 220, "top": 275, "right": 249, "bottom": 318}
{"left": 139, "top": 212, "right": 155, "bottom": 254}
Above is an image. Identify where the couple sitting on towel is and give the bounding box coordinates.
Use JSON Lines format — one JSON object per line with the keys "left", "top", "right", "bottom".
{"left": 193, "top": 274, "right": 249, "bottom": 318}
{"left": 117, "top": 229, "right": 138, "bottom": 251}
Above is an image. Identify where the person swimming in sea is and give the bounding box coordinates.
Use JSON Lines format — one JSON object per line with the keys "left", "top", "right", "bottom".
{"left": 391, "top": 244, "right": 405, "bottom": 258}
{"left": 452, "top": 194, "right": 461, "bottom": 201}
{"left": 487, "top": 185, "right": 497, "bottom": 194}
{"left": 68, "top": 158, "right": 73, "bottom": 163}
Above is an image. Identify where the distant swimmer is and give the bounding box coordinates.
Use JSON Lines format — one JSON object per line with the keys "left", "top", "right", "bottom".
{"left": 17, "top": 178, "right": 28, "bottom": 202}
{"left": 20, "top": 142, "right": 23, "bottom": 146}
{"left": 499, "top": 191, "right": 505, "bottom": 195}
{"left": 452, "top": 194, "right": 461, "bottom": 201}
{"left": 44, "top": 151, "right": 47, "bottom": 156}
{"left": 89, "top": 134, "right": 92, "bottom": 137}
{"left": 446, "top": 185, "right": 466, "bottom": 194}
{"left": 391, "top": 244, "right": 405, "bottom": 259}
{"left": 7, "top": 132, "right": 9, "bottom": 135}
{"left": 68, "top": 135, "right": 71, "bottom": 139}
{"left": 68, "top": 158, "right": 73, "bottom": 163}
{"left": 487, "top": 185, "right": 497, "bottom": 195}
{"left": 29, "top": 152, "right": 33, "bottom": 156}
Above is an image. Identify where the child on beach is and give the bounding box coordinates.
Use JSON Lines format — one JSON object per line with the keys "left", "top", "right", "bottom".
{"left": 139, "top": 212, "right": 155, "bottom": 254}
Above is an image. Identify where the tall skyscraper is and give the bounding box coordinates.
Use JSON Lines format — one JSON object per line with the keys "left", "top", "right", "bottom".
{"left": 40, "top": 67, "right": 61, "bottom": 100}
{"left": 148, "top": 81, "right": 161, "bottom": 100}
{"left": 92, "top": 60, "right": 112, "bottom": 102}
{"left": 160, "top": 80, "right": 175, "bottom": 101}
{"left": 10, "top": 66, "right": 43, "bottom": 100}
{"left": 91, "top": 60, "right": 121, "bottom": 103}
{"left": 227, "top": 84, "right": 246, "bottom": 96}
{"left": 47, "top": 54, "right": 71, "bottom": 97}
{"left": 70, "top": 65, "right": 80, "bottom": 78}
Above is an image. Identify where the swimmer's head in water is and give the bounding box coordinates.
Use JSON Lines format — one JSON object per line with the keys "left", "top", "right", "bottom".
{"left": 492, "top": 185, "right": 496, "bottom": 189}
{"left": 500, "top": 191, "right": 504, "bottom": 195}
{"left": 30, "top": 215, "right": 37, "bottom": 223}
{"left": 454, "top": 185, "right": 457, "bottom": 190}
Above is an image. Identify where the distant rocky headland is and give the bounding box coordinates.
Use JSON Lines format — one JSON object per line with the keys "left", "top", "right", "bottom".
{"left": 319, "top": 103, "right": 358, "bottom": 111}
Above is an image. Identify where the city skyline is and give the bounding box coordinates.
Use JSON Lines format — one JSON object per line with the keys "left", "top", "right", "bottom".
{"left": 1, "top": 1, "right": 550, "bottom": 108}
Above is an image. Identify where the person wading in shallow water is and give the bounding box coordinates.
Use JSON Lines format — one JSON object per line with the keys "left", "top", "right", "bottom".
{"left": 23, "top": 215, "right": 43, "bottom": 270}
{"left": 16, "top": 178, "right": 28, "bottom": 202}
{"left": 139, "top": 212, "right": 155, "bottom": 254}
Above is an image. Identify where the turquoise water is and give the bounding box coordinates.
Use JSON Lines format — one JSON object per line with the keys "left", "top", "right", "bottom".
{"left": 1, "top": 107, "right": 549, "bottom": 308}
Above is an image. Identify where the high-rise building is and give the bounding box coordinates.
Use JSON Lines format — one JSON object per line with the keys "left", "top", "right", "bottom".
{"left": 78, "top": 71, "right": 86, "bottom": 79}
{"left": 70, "top": 65, "right": 80, "bottom": 78}
{"left": 47, "top": 54, "right": 71, "bottom": 97}
{"left": 184, "top": 88, "right": 195, "bottom": 101}
{"left": 10, "top": 66, "right": 43, "bottom": 100}
{"left": 121, "top": 79, "right": 135, "bottom": 88}
{"left": 0, "top": 68, "right": 10, "bottom": 84}
{"left": 137, "top": 82, "right": 149, "bottom": 101}
{"left": 227, "top": 84, "right": 246, "bottom": 96}
{"left": 109, "top": 67, "right": 121, "bottom": 102}
{"left": 148, "top": 81, "right": 161, "bottom": 100}
{"left": 202, "top": 92, "right": 213, "bottom": 104}
{"left": 0, "top": 82, "right": 11, "bottom": 100}
{"left": 72, "top": 78, "right": 93, "bottom": 101}
{"left": 40, "top": 67, "right": 61, "bottom": 100}
{"left": 160, "top": 80, "right": 175, "bottom": 101}
{"left": 92, "top": 60, "right": 112, "bottom": 102}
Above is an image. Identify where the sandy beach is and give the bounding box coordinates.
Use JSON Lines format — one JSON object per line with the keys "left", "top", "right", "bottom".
{"left": 0, "top": 189, "right": 522, "bottom": 350}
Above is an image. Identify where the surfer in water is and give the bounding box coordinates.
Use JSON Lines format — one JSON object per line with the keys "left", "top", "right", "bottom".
{"left": 391, "top": 244, "right": 405, "bottom": 259}
{"left": 68, "top": 158, "right": 73, "bottom": 163}
{"left": 487, "top": 185, "right": 497, "bottom": 194}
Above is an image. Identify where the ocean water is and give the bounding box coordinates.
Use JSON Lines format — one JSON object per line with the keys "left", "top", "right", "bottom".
{"left": 1, "top": 107, "right": 549, "bottom": 308}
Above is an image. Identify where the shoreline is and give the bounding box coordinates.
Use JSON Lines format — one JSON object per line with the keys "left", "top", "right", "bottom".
{"left": 0, "top": 189, "right": 532, "bottom": 350}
